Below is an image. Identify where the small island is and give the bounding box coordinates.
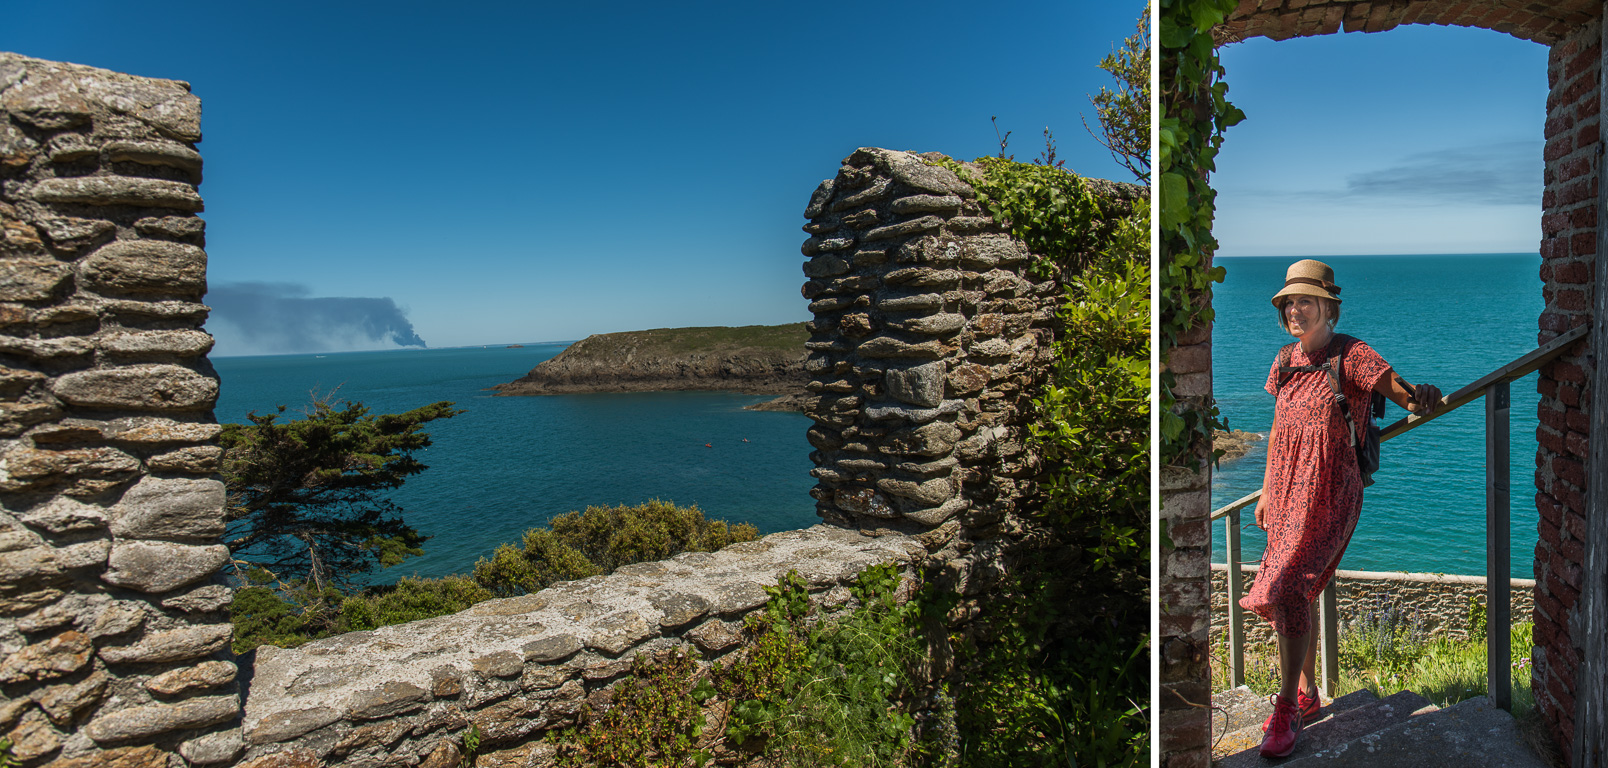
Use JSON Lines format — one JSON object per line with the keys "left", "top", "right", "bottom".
{"left": 492, "top": 323, "right": 808, "bottom": 408}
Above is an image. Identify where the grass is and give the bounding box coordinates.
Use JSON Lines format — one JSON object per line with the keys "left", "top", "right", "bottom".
{"left": 571, "top": 323, "right": 808, "bottom": 355}
{"left": 1209, "top": 619, "right": 1537, "bottom": 714}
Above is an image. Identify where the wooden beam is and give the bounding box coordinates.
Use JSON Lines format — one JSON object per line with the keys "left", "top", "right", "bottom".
{"left": 1575, "top": 11, "right": 1608, "bottom": 764}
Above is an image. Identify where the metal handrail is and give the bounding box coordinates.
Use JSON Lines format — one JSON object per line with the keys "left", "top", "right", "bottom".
{"left": 1209, "top": 323, "right": 1586, "bottom": 710}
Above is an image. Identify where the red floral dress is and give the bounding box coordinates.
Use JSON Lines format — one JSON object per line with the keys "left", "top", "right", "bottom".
{"left": 1239, "top": 337, "right": 1390, "bottom": 638}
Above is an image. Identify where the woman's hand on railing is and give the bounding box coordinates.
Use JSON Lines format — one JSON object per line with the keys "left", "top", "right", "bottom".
{"left": 1412, "top": 383, "right": 1442, "bottom": 416}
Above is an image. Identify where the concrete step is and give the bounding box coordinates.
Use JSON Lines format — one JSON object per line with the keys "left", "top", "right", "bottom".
{"left": 1212, "top": 686, "right": 1381, "bottom": 755}
{"left": 1216, "top": 689, "right": 1435, "bottom": 767}
{"left": 1285, "top": 696, "right": 1551, "bottom": 768}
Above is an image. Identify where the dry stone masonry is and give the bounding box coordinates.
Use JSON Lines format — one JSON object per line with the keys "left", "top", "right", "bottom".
{"left": 241, "top": 528, "right": 922, "bottom": 767}
{"left": 1, "top": 53, "right": 236, "bottom": 766}
{"left": 1210, "top": 566, "right": 1539, "bottom": 646}
{"left": 797, "top": 148, "right": 1140, "bottom": 575}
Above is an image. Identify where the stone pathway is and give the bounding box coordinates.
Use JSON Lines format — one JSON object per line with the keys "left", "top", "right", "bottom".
{"left": 1212, "top": 687, "right": 1551, "bottom": 767}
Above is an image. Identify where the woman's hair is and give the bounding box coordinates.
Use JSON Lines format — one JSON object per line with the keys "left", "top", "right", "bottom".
{"left": 1275, "top": 296, "right": 1341, "bottom": 333}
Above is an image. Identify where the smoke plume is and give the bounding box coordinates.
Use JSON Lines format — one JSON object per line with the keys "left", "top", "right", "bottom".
{"left": 206, "top": 282, "right": 428, "bottom": 356}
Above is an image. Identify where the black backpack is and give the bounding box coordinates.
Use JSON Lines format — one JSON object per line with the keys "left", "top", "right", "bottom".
{"left": 1273, "top": 334, "right": 1386, "bottom": 487}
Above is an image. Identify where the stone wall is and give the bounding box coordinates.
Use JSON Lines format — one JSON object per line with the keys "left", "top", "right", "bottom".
{"left": 240, "top": 527, "right": 922, "bottom": 768}
{"left": 0, "top": 53, "right": 238, "bottom": 767}
{"left": 1210, "top": 565, "right": 1539, "bottom": 648}
{"left": 797, "top": 148, "right": 1140, "bottom": 584}
{"left": 237, "top": 149, "right": 1140, "bottom": 766}
{"left": 1534, "top": 19, "right": 1601, "bottom": 765}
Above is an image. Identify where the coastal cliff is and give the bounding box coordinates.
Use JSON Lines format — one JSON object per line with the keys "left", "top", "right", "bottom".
{"left": 492, "top": 323, "right": 808, "bottom": 399}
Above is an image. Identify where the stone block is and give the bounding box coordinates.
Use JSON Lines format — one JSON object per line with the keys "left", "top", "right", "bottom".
{"left": 178, "top": 729, "right": 245, "bottom": 765}
{"left": 37, "top": 669, "right": 108, "bottom": 724}
{"left": 648, "top": 590, "right": 710, "bottom": 628}
{"left": 102, "top": 541, "right": 228, "bottom": 592}
{"left": 51, "top": 364, "right": 218, "bottom": 411}
{"left": 83, "top": 695, "right": 238, "bottom": 743}
{"left": 472, "top": 651, "right": 523, "bottom": 679}
{"left": 47, "top": 744, "right": 171, "bottom": 768}
{"left": 237, "top": 750, "right": 321, "bottom": 768}
{"left": 244, "top": 707, "right": 342, "bottom": 745}
{"left": 708, "top": 581, "right": 769, "bottom": 614}
{"left": 5, "top": 709, "right": 60, "bottom": 760}
{"left": 0, "top": 630, "right": 92, "bottom": 683}
{"left": 520, "top": 634, "right": 580, "bottom": 663}
{"left": 99, "top": 624, "right": 230, "bottom": 664}
{"left": 881, "top": 420, "right": 962, "bottom": 457}
{"left": 864, "top": 215, "right": 945, "bottom": 242}
{"left": 904, "top": 497, "right": 969, "bottom": 527}
{"left": 145, "top": 445, "right": 222, "bottom": 473}
{"left": 17, "top": 496, "right": 108, "bottom": 534}
{"left": 877, "top": 476, "right": 955, "bottom": 506}
{"left": 856, "top": 337, "right": 946, "bottom": 359}
{"left": 345, "top": 681, "right": 429, "bottom": 720}
{"left": 105, "top": 140, "right": 202, "bottom": 174}
{"left": 0, "top": 259, "right": 70, "bottom": 302}
{"left": 104, "top": 417, "right": 223, "bottom": 444}
{"left": 31, "top": 177, "right": 202, "bottom": 211}
{"left": 893, "top": 312, "right": 967, "bottom": 336}
{"left": 145, "top": 660, "right": 237, "bottom": 695}
{"left": 876, "top": 292, "right": 943, "bottom": 312}
{"left": 884, "top": 361, "right": 945, "bottom": 408}
{"left": 87, "top": 602, "right": 145, "bottom": 638}
{"left": 109, "top": 475, "right": 225, "bottom": 540}
{"left": 890, "top": 194, "right": 963, "bottom": 214}
{"left": 98, "top": 330, "right": 214, "bottom": 357}
{"left": 162, "top": 584, "right": 232, "bottom": 613}
{"left": 833, "top": 487, "right": 898, "bottom": 518}
{"left": 79, "top": 240, "right": 206, "bottom": 294}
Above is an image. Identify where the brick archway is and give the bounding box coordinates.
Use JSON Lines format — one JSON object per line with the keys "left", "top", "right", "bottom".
{"left": 1160, "top": 5, "right": 1608, "bottom": 767}
{"left": 1216, "top": 0, "right": 1596, "bottom": 45}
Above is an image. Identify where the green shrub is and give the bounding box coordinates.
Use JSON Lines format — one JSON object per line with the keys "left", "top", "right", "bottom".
{"left": 341, "top": 575, "right": 493, "bottom": 632}
{"left": 554, "top": 647, "right": 710, "bottom": 768}
{"left": 473, "top": 500, "right": 758, "bottom": 597}
{"left": 718, "top": 565, "right": 921, "bottom": 767}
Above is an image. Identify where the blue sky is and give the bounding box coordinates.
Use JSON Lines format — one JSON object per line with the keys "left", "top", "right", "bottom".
{"left": 1213, "top": 24, "right": 1549, "bottom": 257}
{"left": 4, "top": 1, "right": 1146, "bottom": 354}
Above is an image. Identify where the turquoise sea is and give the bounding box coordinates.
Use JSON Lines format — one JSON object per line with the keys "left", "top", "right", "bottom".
{"left": 1210, "top": 254, "right": 1543, "bottom": 579}
{"left": 212, "top": 345, "right": 817, "bottom": 582}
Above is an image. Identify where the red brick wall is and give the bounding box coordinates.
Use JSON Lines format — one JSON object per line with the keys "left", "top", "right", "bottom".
{"left": 1534, "top": 18, "right": 1601, "bottom": 766}
{"left": 1160, "top": 309, "right": 1214, "bottom": 768}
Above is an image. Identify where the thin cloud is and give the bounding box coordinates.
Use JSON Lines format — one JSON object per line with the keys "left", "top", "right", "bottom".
{"left": 1230, "top": 141, "right": 1542, "bottom": 207}
{"left": 206, "top": 282, "right": 427, "bottom": 356}
{"left": 1343, "top": 141, "right": 1540, "bottom": 205}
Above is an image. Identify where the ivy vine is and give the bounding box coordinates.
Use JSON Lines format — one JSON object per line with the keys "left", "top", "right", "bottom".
{"left": 1159, "top": 0, "right": 1245, "bottom": 467}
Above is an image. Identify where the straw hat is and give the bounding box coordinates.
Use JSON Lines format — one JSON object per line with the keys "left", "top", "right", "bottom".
{"left": 1270, "top": 259, "right": 1342, "bottom": 308}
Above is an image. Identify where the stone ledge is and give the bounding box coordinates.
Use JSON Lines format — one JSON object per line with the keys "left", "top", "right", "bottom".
{"left": 242, "top": 525, "right": 921, "bottom": 748}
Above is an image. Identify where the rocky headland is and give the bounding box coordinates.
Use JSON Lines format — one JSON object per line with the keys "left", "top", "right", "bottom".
{"left": 492, "top": 324, "right": 808, "bottom": 406}
{"left": 1213, "top": 429, "right": 1264, "bottom": 462}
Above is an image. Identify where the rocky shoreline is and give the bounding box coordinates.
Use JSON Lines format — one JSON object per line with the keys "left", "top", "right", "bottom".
{"left": 1213, "top": 429, "right": 1264, "bottom": 463}
{"left": 492, "top": 324, "right": 808, "bottom": 409}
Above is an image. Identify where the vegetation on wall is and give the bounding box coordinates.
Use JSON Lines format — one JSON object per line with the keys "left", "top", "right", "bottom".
{"left": 551, "top": 565, "right": 925, "bottom": 768}
{"left": 1158, "top": 0, "right": 1243, "bottom": 467}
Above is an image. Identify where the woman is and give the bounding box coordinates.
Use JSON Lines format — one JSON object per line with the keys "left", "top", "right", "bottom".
{"left": 1247, "top": 259, "right": 1442, "bottom": 758}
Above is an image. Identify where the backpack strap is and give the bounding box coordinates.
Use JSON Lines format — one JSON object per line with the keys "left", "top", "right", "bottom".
{"left": 1326, "top": 334, "right": 1358, "bottom": 449}
{"left": 1273, "top": 342, "right": 1299, "bottom": 395}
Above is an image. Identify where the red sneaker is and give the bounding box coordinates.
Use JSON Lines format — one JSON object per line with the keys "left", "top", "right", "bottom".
{"left": 1259, "top": 695, "right": 1302, "bottom": 758}
{"left": 1262, "top": 688, "right": 1322, "bottom": 731}
{"left": 1297, "top": 687, "right": 1323, "bottom": 724}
